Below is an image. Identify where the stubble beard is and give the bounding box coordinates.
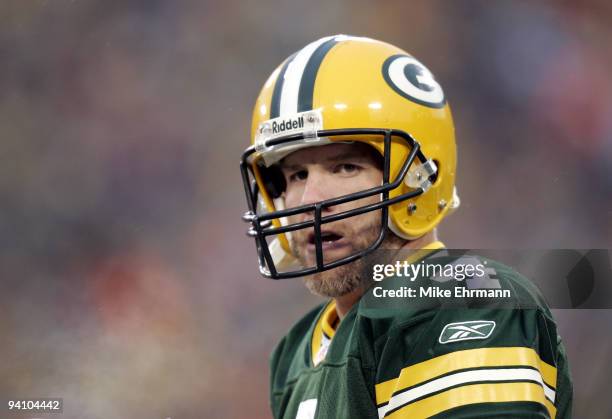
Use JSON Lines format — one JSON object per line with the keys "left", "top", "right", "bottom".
{"left": 293, "top": 217, "right": 405, "bottom": 298}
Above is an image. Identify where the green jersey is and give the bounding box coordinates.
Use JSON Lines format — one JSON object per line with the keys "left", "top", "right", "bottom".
{"left": 269, "top": 249, "right": 572, "bottom": 418}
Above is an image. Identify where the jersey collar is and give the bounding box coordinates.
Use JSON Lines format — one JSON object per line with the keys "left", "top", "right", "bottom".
{"left": 310, "top": 241, "right": 445, "bottom": 366}
{"left": 403, "top": 240, "right": 446, "bottom": 264}
{"left": 311, "top": 300, "right": 338, "bottom": 366}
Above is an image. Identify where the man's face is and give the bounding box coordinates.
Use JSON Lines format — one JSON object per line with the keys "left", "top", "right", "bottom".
{"left": 279, "top": 142, "right": 384, "bottom": 297}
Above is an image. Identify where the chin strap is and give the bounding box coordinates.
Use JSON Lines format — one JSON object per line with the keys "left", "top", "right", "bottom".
{"left": 268, "top": 197, "right": 301, "bottom": 270}
{"left": 449, "top": 186, "right": 461, "bottom": 210}
{"left": 269, "top": 238, "right": 301, "bottom": 270}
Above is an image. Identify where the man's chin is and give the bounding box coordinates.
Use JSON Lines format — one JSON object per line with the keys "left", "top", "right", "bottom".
{"left": 302, "top": 263, "right": 363, "bottom": 298}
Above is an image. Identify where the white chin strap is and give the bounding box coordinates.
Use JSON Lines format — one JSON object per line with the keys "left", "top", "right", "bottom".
{"left": 449, "top": 186, "right": 461, "bottom": 210}
{"left": 269, "top": 237, "right": 300, "bottom": 270}
{"left": 269, "top": 197, "right": 300, "bottom": 270}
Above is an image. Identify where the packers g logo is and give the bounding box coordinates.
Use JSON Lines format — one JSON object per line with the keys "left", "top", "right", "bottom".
{"left": 382, "top": 54, "right": 446, "bottom": 108}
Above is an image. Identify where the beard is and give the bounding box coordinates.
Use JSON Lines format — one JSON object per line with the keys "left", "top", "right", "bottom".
{"left": 302, "top": 258, "right": 369, "bottom": 298}
{"left": 292, "top": 213, "right": 405, "bottom": 298}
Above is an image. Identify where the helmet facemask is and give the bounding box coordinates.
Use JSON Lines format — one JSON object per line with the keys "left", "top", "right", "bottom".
{"left": 240, "top": 128, "right": 436, "bottom": 279}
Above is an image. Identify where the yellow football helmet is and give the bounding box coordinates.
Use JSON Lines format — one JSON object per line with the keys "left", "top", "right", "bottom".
{"left": 241, "top": 35, "right": 459, "bottom": 279}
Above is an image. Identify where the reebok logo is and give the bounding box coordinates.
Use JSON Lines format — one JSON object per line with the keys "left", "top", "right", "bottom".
{"left": 438, "top": 320, "right": 496, "bottom": 344}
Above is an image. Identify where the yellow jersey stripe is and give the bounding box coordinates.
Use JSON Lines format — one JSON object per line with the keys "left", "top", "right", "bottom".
{"left": 321, "top": 303, "right": 338, "bottom": 338}
{"left": 544, "top": 398, "right": 557, "bottom": 418}
{"left": 311, "top": 301, "right": 337, "bottom": 365}
{"left": 383, "top": 382, "right": 556, "bottom": 419}
{"left": 377, "top": 367, "right": 555, "bottom": 418}
{"left": 375, "top": 347, "right": 557, "bottom": 405}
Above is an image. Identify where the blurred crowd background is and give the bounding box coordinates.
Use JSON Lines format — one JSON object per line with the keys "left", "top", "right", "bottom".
{"left": 1, "top": 0, "right": 610, "bottom": 418}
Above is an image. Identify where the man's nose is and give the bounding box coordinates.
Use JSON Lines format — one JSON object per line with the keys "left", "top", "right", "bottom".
{"left": 300, "top": 170, "right": 335, "bottom": 208}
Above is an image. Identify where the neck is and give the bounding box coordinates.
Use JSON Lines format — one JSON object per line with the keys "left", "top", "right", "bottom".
{"left": 333, "top": 230, "right": 438, "bottom": 319}
{"left": 333, "top": 286, "right": 363, "bottom": 320}
{"left": 398, "top": 229, "right": 438, "bottom": 253}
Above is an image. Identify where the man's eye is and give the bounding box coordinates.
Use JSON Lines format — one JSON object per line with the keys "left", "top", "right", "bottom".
{"left": 289, "top": 170, "right": 308, "bottom": 182}
{"left": 334, "top": 163, "right": 360, "bottom": 175}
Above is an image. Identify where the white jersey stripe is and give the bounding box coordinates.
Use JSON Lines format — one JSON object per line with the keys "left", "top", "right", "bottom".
{"left": 377, "top": 367, "right": 555, "bottom": 418}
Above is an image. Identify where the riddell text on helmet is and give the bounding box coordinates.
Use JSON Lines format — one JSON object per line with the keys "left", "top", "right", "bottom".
{"left": 272, "top": 116, "right": 304, "bottom": 134}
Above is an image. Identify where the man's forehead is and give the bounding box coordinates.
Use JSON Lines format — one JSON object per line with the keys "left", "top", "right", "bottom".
{"left": 280, "top": 142, "right": 377, "bottom": 166}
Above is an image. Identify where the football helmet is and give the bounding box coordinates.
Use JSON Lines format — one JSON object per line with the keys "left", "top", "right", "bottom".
{"left": 240, "top": 35, "right": 459, "bottom": 279}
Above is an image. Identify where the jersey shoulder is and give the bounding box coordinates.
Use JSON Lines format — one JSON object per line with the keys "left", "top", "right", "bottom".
{"left": 355, "top": 255, "right": 572, "bottom": 418}
{"left": 269, "top": 302, "right": 325, "bottom": 396}
{"left": 475, "top": 256, "right": 552, "bottom": 311}
{"left": 426, "top": 253, "right": 551, "bottom": 310}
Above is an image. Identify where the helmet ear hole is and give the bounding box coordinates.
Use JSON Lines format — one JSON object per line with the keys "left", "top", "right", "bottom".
{"left": 257, "top": 163, "right": 286, "bottom": 199}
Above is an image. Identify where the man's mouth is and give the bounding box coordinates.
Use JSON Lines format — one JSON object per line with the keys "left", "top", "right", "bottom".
{"left": 306, "top": 230, "right": 347, "bottom": 252}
